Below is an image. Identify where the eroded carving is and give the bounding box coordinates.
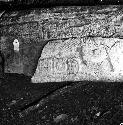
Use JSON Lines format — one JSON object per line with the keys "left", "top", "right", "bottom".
{"left": 53, "top": 57, "right": 67, "bottom": 74}
{"left": 38, "top": 58, "right": 53, "bottom": 75}
{"left": 32, "top": 36, "right": 123, "bottom": 83}
{"left": 66, "top": 58, "right": 79, "bottom": 77}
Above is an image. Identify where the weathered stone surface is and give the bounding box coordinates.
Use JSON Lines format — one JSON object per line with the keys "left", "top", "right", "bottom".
{"left": 1, "top": 6, "right": 123, "bottom": 39}
{"left": 32, "top": 37, "right": 123, "bottom": 83}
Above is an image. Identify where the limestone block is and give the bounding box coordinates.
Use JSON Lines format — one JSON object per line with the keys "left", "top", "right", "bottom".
{"left": 31, "top": 37, "right": 123, "bottom": 83}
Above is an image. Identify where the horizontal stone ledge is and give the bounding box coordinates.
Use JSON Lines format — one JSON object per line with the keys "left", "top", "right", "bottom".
{"left": 41, "top": 22, "right": 123, "bottom": 39}
{"left": 0, "top": 5, "right": 121, "bottom": 25}
{"left": 1, "top": 5, "right": 123, "bottom": 39}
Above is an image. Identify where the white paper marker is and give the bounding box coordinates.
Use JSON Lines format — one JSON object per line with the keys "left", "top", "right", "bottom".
{"left": 13, "top": 39, "right": 19, "bottom": 52}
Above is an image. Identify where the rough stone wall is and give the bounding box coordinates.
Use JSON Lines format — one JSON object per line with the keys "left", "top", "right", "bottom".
{"left": 0, "top": 5, "right": 123, "bottom": 77}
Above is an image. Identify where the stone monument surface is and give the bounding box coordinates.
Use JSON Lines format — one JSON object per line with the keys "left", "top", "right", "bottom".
{"left": 32, "top": 37, "right": 123, "bottom": 83}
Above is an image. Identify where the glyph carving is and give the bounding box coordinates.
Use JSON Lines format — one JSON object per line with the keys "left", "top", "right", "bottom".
{"left": 32, "top": 37, "right": 123, "bottom": 83}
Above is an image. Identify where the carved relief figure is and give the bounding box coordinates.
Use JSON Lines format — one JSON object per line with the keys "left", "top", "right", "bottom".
{"left": 66, "top": 58, "right": 79, "bottom": 78}
{"left": 54, "top": 57, "right": 67, "bottom": 75}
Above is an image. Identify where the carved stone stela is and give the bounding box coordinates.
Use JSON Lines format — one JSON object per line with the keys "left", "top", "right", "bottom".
{"left": 31, "top": 37, "right": 123, "bottom": 83}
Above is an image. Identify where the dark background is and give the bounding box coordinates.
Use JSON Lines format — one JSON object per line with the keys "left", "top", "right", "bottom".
{"left": 0, "top": 0, "right": 122, "bottom": 11}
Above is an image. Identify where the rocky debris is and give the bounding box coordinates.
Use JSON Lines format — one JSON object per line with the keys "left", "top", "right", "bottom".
{"left": 0, "top": 73, "right": 75, "bottom": 125}
{"left": 53, "top": 114, "right": 68, "bottom": 123}
{"left": 5, "top": 80, "right": 122, "bottom": 125}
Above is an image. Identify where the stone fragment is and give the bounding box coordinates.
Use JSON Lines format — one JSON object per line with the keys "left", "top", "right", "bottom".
{"left": 53, "top": 114, "right": 68, "bottom": 123}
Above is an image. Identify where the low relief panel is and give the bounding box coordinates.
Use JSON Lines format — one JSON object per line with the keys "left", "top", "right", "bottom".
{"left": 32, "top": 37, "right": 123, "bottom": 83}
{"left": 53, "top": 57, "right": 67, "bottom": 75}
{"left": 31, "top": 38, "right": 82, "bottom": 83}
{"left": 36, "top": 58, "right": 53, "bottom": 76}
{"left": 66, "top": 58, "right": 79, "bottom": 79}
{"left": 32, "top": 56, "right": 80, "bottom": 83}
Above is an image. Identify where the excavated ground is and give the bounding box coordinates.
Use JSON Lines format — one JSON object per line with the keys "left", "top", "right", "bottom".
{"left": 0, "top": 74, "right": 123, "bottom": 125}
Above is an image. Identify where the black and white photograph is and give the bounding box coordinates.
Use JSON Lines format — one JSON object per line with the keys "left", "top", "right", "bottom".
{"left": 0, "top": 0, "right": 123, "bottom": 125}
